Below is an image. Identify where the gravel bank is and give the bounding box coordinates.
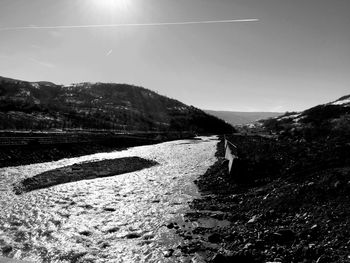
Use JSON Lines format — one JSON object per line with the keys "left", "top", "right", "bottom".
{"left": 174, "top": 136, "right": 350, "bottom": 263}
{"left": 13, "top": 157, "right": 158, "bottom": 194}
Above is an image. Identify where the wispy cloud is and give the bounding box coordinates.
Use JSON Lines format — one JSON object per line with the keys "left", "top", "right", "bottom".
{"left": 0, "top": 19, "right": 259, "bottom": 31}
{"left": 106, "top": 49, "right": 113, "bottom": 56}
{"left": 29, "top": 58, "right": 55, "bottom": 68}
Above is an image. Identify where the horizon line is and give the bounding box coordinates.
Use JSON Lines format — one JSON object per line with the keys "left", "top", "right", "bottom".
{"left": 0, "top": 19, "right": 260, "bottom": 31}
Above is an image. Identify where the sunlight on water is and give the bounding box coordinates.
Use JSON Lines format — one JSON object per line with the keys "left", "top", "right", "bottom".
{"left": 0, "top": 136, "right": 218, "bottom": 262}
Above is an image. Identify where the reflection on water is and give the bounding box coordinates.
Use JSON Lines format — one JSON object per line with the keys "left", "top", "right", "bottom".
{"left": 0, "top": 136, "right": 218, "bottom": 262}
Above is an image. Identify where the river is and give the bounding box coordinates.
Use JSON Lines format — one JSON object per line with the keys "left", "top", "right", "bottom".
{"left": 0, "top": 136, "right": 218, "bottom": 262}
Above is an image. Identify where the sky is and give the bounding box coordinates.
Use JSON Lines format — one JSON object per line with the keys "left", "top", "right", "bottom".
{"left": 0, "top": 0, "right": 349, "bottom": 112}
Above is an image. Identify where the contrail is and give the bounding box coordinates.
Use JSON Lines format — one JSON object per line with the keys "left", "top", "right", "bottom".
{"left": 0, "top": 19, "right": 259, "bottom": 31}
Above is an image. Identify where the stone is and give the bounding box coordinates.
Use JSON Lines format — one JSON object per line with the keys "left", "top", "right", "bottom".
{"left": 1, "top": 245, "right": 13, "bottom": 255}
{"left": 244, "top": 242, "right": 254, "bottom": 250}
{"left": 79, "top": 230, "right": 92, "bottom": 236}
{"left": 103, "top": 207, "right": 116, "bottom": 212}
{"left": 316, "top": 255, "right": 332, "bottom": 263}
{"left": 167, "top": 223, "right": 174, "bottom": 229}
{"left": 106, "top": 227, "right": 120, "bottom": 233}
{"left": 272, "top": 229, "right": 296, "bottom": 244}
{"left": 163, "top": 249, "right": 174, "bottom": 258}
{"left": 125, "top": 232, "right": 141, "bottom": 239}
{"left": 247, "top": 215, "right": 258, "bottom": 224}
{"left": 208, "top": 233, "right": 221, "bottom": 243}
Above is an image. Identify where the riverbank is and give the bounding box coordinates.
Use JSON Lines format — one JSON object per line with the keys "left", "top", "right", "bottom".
{"left": 175, "top": 135, "right": 350, "bottom": 263}
{"left": 0, "top": 132, "right": 194, "bottom": 168}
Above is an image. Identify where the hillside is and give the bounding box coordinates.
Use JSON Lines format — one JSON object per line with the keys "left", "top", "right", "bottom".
{"left": 204, "top": 110, "right": 282, "bottom": 125}
{"left": 176, "top": 97, "right": 350, "bottom": 262}
{"left": 0, "top": 76, "right": 233, "bottom": 134}
{"left": 261, "top": 95, "right": 350, "bottom": 138}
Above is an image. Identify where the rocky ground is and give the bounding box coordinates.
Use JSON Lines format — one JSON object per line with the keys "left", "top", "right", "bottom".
{"left": 13, "top": 157, "right": 158, "bottom": 194}
{"left": 172, "top": 135, "right": 350, "bottom": 263}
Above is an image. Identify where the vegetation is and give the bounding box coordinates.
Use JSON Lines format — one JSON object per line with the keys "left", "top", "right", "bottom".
{"left": 0, "top": 76, "right": 234, "bottom": 134}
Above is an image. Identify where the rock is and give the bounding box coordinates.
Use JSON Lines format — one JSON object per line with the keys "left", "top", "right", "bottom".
{"left": 244, "top": 242, "right": 254, "bottom": 250}
{"left": 103, "top": 207, "right": 116, "bottom": 212}
{"left": 143, "top": 233, "right": 155, "bottom": 240}
{"left": 247, "top": 215, "right": 258, "bottom": 224}
{"left": 272, "top": 229, "right": 296, "bottom": 243}
{"left": 208, "top": 233, "right": 221, "bottom": 243}
{"left": 69, "top": 251, "right": 88, "bottom": 262}
{"left": 334, "top": 180, "right": 341, "bottom": 188}
{"left": 310, "top": 224, "right": 320, "bottom": 236}
{"left": 163, "top": 248, "right": 174, "bottom": 258}
{"left": 1, "top": 245, "right": 13, "bottom": 255}
{"left": 167, "top": 223, "right": 174, "bottom": 229}
{"left": 106, "top": 227, "right": 120, "bottom": 233}
{"left": 79, "top": 230, "right": 92, "bottom": 236}
{"left": 184, "top": 235, "right": 193, "bottom": 240}
{"left": 125, "top": 232, "right": 141, "bottom": 239}
{"left": 81, "top": 204, "right": 93, "bottom": 209}
{"left": 225, "top": 232, "right": 237, "bottom": 241}
{"left": 99, "top": 242, "right": 110, "bottom": 249}
{"left": 316, "top": 255, "right": 332, "bottom": 263}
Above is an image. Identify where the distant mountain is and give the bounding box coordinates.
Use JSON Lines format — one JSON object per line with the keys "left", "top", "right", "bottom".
{"left": 0, "top": 76, "right": 234, "bottom": 134}
{"left": 261, "top": 95, "right": 350, "bottom": 138}
{"left": 204, "top": 110, "right": 283, "bottom": 125}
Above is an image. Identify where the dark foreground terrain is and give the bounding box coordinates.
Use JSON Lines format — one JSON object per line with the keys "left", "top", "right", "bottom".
{"left": 0, "top": 132, "right": 194, "bottom": 168}
{"left": 173, "top": 135, "right": 350, "bottom": 263}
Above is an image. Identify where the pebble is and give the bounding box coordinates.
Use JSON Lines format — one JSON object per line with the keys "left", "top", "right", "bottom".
{"left": 1, "top": 245, "right": 13, "bottom": 255}
{"left": 103, "top": 207, "right": 116, "bottom": 212}
{"left": 163, "top": 248, "right": 174, "bottom": 257}
{"left": 106, "top": 227, "right": 120, "bottom": 233}
{"left": 247, "top": 215, "right": 258, "bottom": 224}
{"left": 125, "top": 232, "right": 142, "bottom": 239}
{"left": 167, "top": 223, "right": 175, "bottom": 229}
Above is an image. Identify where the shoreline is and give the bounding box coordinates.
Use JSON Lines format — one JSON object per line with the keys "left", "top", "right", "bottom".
{"left": 0, "top": 132, "right": 195, "bottom": 168}
{"left": 175, "top": 135, "right": 350, "bottom": 263}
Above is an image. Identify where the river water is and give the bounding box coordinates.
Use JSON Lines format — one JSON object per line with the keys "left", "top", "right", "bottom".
{"left": 0, "top": 136, "right": 218, "bottom": 262}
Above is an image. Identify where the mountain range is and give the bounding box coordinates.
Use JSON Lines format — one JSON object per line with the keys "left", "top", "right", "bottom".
{"left": 204, "top": 110, "right": 282, "bottom": 125}
{"left": 0, "top": 76, "right": 233, "bottom": 134}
